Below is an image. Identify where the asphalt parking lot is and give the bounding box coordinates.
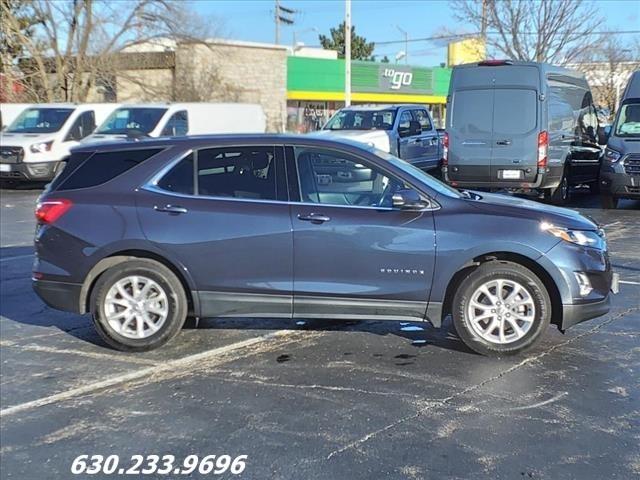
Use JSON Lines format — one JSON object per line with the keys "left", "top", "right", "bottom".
{"left": 0, "top": 184, "right": 638, "bottom": 480}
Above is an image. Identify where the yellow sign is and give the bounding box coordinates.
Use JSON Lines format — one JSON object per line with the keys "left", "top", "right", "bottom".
{"left": 448, "top": 38, "right": 486, "bottom": 66}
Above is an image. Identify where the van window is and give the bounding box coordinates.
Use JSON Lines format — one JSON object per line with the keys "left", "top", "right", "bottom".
{"left": 65, "top": 111, "right": 96, "bottom": 141}
{"left": 161, "top": 111, "right": 189, "bottom": 136}
{"left": 56, "top": 149, "right": 163, "bottom": 190}
{"left": 451, "top": 90, "right": 492, "bottom": 134}
{"left": 97, "top": 108, "right": 168, "bottom": 134}
{"left": 196, "top": 147, "right": 277, "bottom": 200}
{"left": 615, "top": 102, "right": 640, "bottom": 136}
{"left": 6, "top": 107, "right": 74, "bottom": 134}
{"left": 493, "top": 89, "right": 537, "bottom": 135}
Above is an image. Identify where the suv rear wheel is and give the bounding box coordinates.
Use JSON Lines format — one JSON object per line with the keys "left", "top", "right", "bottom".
{"left": 90, "top": 259, "right": 187, "bottom": 351}
{"left": 452, "top": 261, "right": 551, "bottom": 356}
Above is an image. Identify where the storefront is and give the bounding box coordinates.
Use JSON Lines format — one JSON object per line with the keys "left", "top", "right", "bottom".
{"left": 286, "top": 56, "right": 451, "bottom": 132}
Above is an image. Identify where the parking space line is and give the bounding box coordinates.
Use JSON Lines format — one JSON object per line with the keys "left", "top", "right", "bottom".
{"left": 0, "top": 342, "right": 158, "bottom": 366}
{"left": 619, "top": 280, "right": 640, "bottom": 286}
{"left": 0, "top": 330, "right": 297, "bottom": 418}
{"left": 0, "top": 254, "right": 34, "bottom": 263}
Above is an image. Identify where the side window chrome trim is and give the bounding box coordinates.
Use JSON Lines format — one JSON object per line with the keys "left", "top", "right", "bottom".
{"left": 143, "top": 147, "right": 441, "bottom": 212}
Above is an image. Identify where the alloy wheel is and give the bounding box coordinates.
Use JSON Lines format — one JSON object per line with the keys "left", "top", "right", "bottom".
{"left": 467, "top": 279, "right": 536, "bottom": 344}
{"left": 103, "top": 275, "right": 169, "bottom": 339}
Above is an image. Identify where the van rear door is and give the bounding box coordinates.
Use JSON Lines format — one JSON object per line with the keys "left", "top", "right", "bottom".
{"left": 448, "top": 88, "right": 493, "bottom": 183}
{"left": 491, "top": 88, "right": 538, "bottom": 183}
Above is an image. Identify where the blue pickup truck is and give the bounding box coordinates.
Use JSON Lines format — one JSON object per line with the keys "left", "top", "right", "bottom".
{"left": 313, "top": 104, "right": 443, "bottom": 171}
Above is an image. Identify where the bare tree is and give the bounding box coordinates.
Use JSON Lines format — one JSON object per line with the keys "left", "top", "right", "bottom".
{"left": 0, "top": 0, "right": 221, "bottom": 102}
{"left": 575, "top": 36, "right": 640, "bottom": 116}
{"left": 451, "top": 0, "right": 604, "bottom": 65}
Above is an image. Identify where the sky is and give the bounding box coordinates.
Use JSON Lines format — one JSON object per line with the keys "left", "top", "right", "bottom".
{"left": 190, "top": 0, "right": 640, "bottom": 66}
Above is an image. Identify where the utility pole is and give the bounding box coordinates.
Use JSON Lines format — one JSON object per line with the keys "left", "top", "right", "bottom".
{"left": 345, "top": 0, "right": 351, "bottom": 106}
{"left": 396, "top": 25, "right": 408, "bottom": 65}
{"left": 275, "top": 1, "right": 295, "bottom": 45}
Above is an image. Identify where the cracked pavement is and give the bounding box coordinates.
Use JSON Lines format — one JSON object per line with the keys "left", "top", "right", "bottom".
{"left": 1, "top": 186, "right": 639, "bottom": 479}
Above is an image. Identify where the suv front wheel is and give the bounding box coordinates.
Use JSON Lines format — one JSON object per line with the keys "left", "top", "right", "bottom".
{"left": 90, "top": 259, "right": 188, "bottom": 351}
{"left": 452, "top": 261, "right": 551, "bottom": 356}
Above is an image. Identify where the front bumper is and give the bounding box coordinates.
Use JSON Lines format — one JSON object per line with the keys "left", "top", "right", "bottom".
{"left": 33, "top": 279, "right": 82, "bottom": 313}
{"left": 561, "top": 295, "right": 612, "bottom": 330}
{"left": 0, "top": 161, "right": 58, "bottom": 181}
{"left": 599, "top": 170, "right": 640, "bottom": 199}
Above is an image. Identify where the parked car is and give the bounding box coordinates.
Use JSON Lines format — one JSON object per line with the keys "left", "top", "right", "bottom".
{"left": 32, "top": 135, "right": 616, "bottom": 356}
{"left": 443, "top": 61, "right": 606, "bottom": 204}
{"left": 600, "top": 70, "right": 640, "bottom": 209}
{"left": 83, "top": 103, "right": 266, "bottom": 144}
{"left": 0, "top": 103, "right": 119, "bottom": 182}
{"left": 314, "top": 104, "right": 443, "bottom": 171}
{"left": 0, "top": 103, "right": 32, "bottom": 130}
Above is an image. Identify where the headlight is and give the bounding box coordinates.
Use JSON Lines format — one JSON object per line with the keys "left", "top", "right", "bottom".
{"left": 30, "top": 141, "right": 53, "bottom": 154}
{"left": 603, "top": 147, "right": 621, "bottom": 163}
{"left": 541, "top": 222, "right": 605, "bottom": 248}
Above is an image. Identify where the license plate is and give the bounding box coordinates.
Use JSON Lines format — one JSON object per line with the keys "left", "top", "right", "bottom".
{"left": 0, "top": 164, "right": 11, "bottom": 172}
{"left": 501, "top": 169, "right": 521, "bottom": 179}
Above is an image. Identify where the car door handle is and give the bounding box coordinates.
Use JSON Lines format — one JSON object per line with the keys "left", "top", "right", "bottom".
{"left": 154, "top": 204, "right": 188, "bottom": 214}
{"left": 297, "top": 213, "right": 331, "bottom": 224}
{"left": 496, "top": 139, "right": 512, "bottom": 146}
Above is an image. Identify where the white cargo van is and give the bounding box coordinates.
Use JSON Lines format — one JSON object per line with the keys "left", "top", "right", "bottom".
{"left": 0, "top": 103, "right": 119, "bottom": 181}
{"left": 0, "top": 104, "right": 32, "bottom": 130}
{"left": 84, "top": 103, "right": 267, "bottom": 144}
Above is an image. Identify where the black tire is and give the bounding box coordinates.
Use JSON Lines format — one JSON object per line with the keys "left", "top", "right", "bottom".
{"left": 90, "top": 259, "right": 187, "bottom": 352}
{"left": 452, "top": 261, "right": 552, "bottom": 356}
{"left": 601, "top": 194, "right": 618, "bottom": 209}
{"left": 545, "top": 174, "right": 570, "bottom": 205}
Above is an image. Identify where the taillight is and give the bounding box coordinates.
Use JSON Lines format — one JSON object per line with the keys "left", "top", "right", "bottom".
{"left": 537, "top": 131, "right": 548, "bottom": 168}
{"left": 35, "top": 199, "right": 73, "bottom": 224}
{"left": 442, "top": 132, "right": 449, "bottom": 166}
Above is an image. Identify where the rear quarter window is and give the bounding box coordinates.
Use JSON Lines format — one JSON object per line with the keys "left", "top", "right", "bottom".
{"left": 56, "top": 148, "right": 163, "bottom": 191}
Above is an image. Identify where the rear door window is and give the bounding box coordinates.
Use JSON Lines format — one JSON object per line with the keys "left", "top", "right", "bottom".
{"left": 451, "top": 89, "right": 493, "bottom": 134}
{"left": 157, "top": 153, "right": 194, "bottom": 194}
{"left": 493, "top": 89, "right": 537, "bottom": 135}
{"left": 196, "top": 147, "right": 278, "bottom": 200}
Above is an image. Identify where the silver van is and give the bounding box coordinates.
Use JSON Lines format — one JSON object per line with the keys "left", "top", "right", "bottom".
{"left": 600, "top": 70, "right": 640, "bottom": 208}
{"left": 443, "top": 61, "right": 605, "bottom": 204}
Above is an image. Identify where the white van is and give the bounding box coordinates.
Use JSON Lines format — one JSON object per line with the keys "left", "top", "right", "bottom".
{"left": 84, "top": 103, "right": 267, "bottom": 143}
{"left": 0, "top": 103, "right": 119, "bottom": 181}
{"left": 0, "top": 104, "right": 32, "bottom": 130}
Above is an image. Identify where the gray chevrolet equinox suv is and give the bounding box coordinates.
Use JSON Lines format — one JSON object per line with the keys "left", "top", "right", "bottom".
{"left": 33, "top": 135, "right": 616, "bottom": 356}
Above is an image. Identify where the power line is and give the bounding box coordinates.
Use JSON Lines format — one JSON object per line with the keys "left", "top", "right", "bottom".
{"left": 373, "top": 30, "right": 640, "bottom": 46}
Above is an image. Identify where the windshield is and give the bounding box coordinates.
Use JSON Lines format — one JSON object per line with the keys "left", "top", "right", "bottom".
{"left": 6, "top": 107, "right": 74, "bottom": 133}
{"left": 96, "top": 108, "right": 168, "bottom": 134}
{"left": 324, "top": 109, "right": 396, "bottom": 131}
{"left": 614, "top": 101, "right": 640, "bottom": 137}
{"left": 371, "top": 147, "right": 463, "bottom": 199}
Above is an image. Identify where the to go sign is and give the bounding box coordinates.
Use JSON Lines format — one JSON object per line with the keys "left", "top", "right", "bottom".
{"left": 382, "top": 68, "right": 413, "bottom": 90}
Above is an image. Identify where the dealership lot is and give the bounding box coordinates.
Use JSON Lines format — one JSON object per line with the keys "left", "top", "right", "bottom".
{"left": 1, "top": 185, "right": 638, "bottom": 479}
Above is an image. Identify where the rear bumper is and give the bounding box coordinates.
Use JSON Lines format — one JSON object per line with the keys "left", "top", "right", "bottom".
{"left": 0, "top": 161, "right": 58, "bottom": 181}
{"left": 442, "top": 165, "right": 562, "bottom": 190}
{"left": 561, "top": 295, "right": 611, "bottom": 330}
{"left": 33, "top": 279, "right": 82, "bottom": 313}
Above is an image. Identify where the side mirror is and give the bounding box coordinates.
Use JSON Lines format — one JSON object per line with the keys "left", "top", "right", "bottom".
{"left": 597, "top": 126, "right": 610, "bottom": 145}
{"left": 392, "top": 188, "right": 429, "bottom": 210}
